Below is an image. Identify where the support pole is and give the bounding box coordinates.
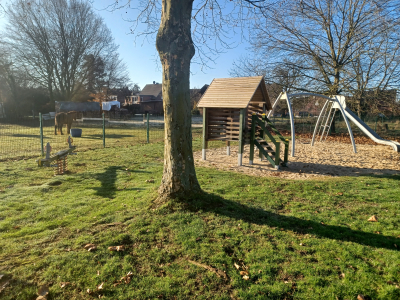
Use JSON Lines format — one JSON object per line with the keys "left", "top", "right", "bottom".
{"left": 249, "top": 114, "right": 256, "bottom": 165}
{"left": 147, "top": 113, "right": 150, "bottom": 143}
{"left": 102, "top": 113, "right": 105, "bottom": 148}
{"left": 226, "top": 141, "right": 230, "bottom": 156}
{"left": 238, "top": 108, "right": 245, "bottom": 166}
{"left": 39, "top": 112, "right": 44, "bottom": 156}
{"left": 202, "top": 108, "right": 207, "bottom": 160}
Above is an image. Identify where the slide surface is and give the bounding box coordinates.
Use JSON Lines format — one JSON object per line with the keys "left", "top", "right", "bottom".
{"left": 344, "top": 107, "right": 400, "bottom": 152}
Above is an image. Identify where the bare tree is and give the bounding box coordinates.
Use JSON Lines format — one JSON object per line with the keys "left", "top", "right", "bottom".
{"left": 241, "top": 0, "right": 400, "bottom": 96}
{"left": 106, "top": 0, "right": 273, "bottom": 202}
{"left": 3, "top": 0, "right": 128, "bottom": 102}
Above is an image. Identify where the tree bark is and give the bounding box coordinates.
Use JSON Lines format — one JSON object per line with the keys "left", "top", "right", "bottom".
{"left": 156, "top": 0, "right": 201, "bottom": 201}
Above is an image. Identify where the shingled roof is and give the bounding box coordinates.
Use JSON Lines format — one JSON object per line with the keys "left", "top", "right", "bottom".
{"left": 139, "top": 84, "right": 162, "bottom": 98}
{"left": 197, "top": 76, "right": 272, "bottom": 110}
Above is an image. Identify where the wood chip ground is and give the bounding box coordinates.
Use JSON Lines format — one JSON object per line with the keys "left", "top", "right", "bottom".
{"left": 194, "top": 138, "right": 400, "bottom": 180}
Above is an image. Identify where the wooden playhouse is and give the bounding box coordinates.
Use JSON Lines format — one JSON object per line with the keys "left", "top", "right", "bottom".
{"left": 197, "top": 76, "right": 273, "bottom": 166}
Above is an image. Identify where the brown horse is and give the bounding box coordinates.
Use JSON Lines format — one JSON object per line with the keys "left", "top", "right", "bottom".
{"left": 54, "top": 111, "right": 78, "bottom": 135}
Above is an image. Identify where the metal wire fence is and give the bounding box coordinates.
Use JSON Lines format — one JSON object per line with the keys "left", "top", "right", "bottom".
{"left": 0, "top": 113, "right": 203, "bottom": 161}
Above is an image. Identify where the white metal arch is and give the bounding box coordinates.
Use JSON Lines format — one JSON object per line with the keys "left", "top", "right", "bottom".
{"left": 267, "top": 92, "right": 357, "bottom": 157}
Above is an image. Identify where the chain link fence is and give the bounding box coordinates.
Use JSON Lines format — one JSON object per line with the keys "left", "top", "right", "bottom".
{"left": 0, "top": 113, "right": 203, "bottom": 161}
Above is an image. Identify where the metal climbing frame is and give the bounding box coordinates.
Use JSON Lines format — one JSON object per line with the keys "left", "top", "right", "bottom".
{"left": 268, "top": 92, "right": 357, "bottom": 155}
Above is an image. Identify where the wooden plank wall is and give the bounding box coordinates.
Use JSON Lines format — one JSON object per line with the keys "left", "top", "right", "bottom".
{"left": 206, "top": 108, "right": 241, "bottom": 141}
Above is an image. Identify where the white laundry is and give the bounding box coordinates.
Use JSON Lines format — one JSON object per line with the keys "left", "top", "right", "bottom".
{"left": 102, "top": 101, "right": 120, "bottom": 111}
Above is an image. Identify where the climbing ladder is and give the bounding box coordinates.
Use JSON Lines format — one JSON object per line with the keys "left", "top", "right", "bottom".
{"left": 249, "top": 113, "right": 289, "bottom": 169}
{"left": 315, "top": 100, "right": 337, "bottom": 142}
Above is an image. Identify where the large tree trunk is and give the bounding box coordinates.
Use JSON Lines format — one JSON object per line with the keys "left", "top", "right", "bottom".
{"left": 156, "top": 0, "right": 201, "bottom": 201}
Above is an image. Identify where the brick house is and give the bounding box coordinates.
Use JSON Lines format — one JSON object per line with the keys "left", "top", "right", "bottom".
{"left": 136, "top": 82, "right": 163, "bottom": 115}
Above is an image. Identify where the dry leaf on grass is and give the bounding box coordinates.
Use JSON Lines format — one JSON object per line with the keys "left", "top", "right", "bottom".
{"left": 83, "top": 243, "right": 97, "bottom": 252}
{"left": 0, "top": 280, "right": 10, "bottom": 293}
{"left": 357, "top": 295, "right": 366, "bottom": 300}
{"left": 108, "top": 245, "right": 125, "bottom": 251}
{"left": 113, "top": 271, "right": 133, "bottom": 286}
{"left": 97, "top": 282, "right": 104, "bottom": 290}
{"left": 368, "top": 215, "right": 378, "bottom": 222}
{"left": 60, "top": 282, "right": 70, "bottom": 288}
{"left": 36, "top": 285, "right": 49, "bottom": 300}
{"left": 234, "top": 263, "right": 240, "bottom": 270}
{"left": 339, "top": 273, "right": 345, "bottom": 279}
{"left": 145, "top": 179, "right": 155, "bottom": 183}
{"left": 187, "top": 259, "right": 228, "bottom": 280}
{"left": 242, "top": 275, "right": 250, "bottom": 280}
{"left": 240, "top": 271, "right": 249, "bottom": 276}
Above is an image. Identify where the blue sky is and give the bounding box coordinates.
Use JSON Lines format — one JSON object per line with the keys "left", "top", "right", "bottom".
{"left": 91, "top": 1, "right": 250, "bottom": 89}
{"left": 0, "top": 0, "right": 252, "bottom": 90}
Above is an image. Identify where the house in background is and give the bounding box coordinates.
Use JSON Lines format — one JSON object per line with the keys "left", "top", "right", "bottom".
{"left": 123, "top": 82, "right": 209, "bottom": 115}
{"left": 136, "top": 82, "right": 163, "bottom": 114}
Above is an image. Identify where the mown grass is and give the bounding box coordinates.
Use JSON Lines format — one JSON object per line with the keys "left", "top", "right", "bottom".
{"left": 0, "top": 138, "right": 399, "bottom": 299}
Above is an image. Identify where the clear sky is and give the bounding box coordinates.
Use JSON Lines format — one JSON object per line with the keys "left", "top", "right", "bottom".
{"left": 0, "top": 0, "right": 251, "bottom": 90}
{"left": 91, "top": 1, "right": 250, "bottom": 90}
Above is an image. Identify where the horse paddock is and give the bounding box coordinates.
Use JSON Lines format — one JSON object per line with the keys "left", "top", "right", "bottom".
{"left": 193, "top": 138, "right": 400, "bottom": 180}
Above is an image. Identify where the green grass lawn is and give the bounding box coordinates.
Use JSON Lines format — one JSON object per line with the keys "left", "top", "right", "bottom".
{"left": 0, "top": 138, "right": 399, "bottom": 299}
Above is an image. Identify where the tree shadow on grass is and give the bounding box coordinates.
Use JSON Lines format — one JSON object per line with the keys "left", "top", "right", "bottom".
{"left": 90, "top": 166, "right": 147, "bottom": 198}
{"left": 187, "top": 192, "right": 399, "bottom": 251}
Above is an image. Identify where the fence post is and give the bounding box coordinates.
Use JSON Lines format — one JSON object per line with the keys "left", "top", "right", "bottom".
{"left": 39, "top": 112, "right": 44, "bottom": 156}
{"left": 147, "top": 113, "right": 150, "bottom": 143}
{"left": 102, "top": 112, "right": 105, "bottom": 148}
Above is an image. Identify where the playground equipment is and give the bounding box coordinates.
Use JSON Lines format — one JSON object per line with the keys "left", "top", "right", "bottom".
{"left": 249, "top": 113, "right": 289, "bottom": 169}
{"left": 312, "top": 95, "right": 400, "bottom": 152}
{"left": 197, "top": 76, "right": 289, "bottom": 168}
{"left": 268, "top": 92, "right": 400, "bottom": 154}
{"left": 197, "top": 76, "right": 272, "bottom": 166}
{"left": 37, "top": 136, "right": 77, "bottom": 175}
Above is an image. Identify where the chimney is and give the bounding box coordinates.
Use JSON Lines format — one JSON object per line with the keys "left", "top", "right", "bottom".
{"left": 153, "top": 81, "right": 155, "bottom": 84}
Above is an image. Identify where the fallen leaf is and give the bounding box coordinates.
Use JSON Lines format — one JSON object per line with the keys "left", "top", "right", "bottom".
{"left": 368, "top": 215, "right": 378, "bottom": 222}
{"left": 338, "top": 192, "right": 343, "bottom": 196}
{"left": 108, "top": 245, "right": 125, "bottom": 251}
{"left": 87, "top": 288, "right": 92, "bottom": 294}
{"left": 97, "top": 282, "right": 104, "bottom": 290}
{"left": 37, "top": 285, "right": 49, "bottom": 297}
{"left": 60, "top": 282, "right": 70, "bottom": 288}
{"left": 84, "top": 244, "right": 96, "bottom": 249}
{"left": 242, "top": 275, "right": 249, "bottom": 280}
{"left": 145, "top": 179, "right": 155, "bottom": 183}
{"left": 239, "top": 271, "right": 249, "bottom": 276}
{"left": 0, "top": 279, "right": 10, "bottom": 293}
{"left": 234, "top": 263, "right": 240, "bottom": 270}
{"left": 357, "top": 295, "right": 366, "bottom": 300}
{"left": 339, "top": 273, "right": 345, "bottom": 279}
{"left": 97, "top": 270, "right": 100, "bottom": 276}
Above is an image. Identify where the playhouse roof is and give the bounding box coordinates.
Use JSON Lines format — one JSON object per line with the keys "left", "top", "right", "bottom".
{"left": 197, "top": 76, "right": 272, "bottom": 110}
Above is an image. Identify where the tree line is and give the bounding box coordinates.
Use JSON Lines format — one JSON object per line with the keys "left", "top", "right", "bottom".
{"left": 0, "top": 0, "right": 131, "bottom": 117}
{"left": 231, "top": 0, "right": 400, "bottom": 117}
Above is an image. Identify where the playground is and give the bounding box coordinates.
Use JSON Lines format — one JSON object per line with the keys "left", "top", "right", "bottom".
{"left": 194, "top": 139, "right": 400, "bottom": 180}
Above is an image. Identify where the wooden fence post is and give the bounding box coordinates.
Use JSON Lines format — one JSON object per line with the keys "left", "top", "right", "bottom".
{"left": 39, "top": 112, "right": 44, "bottom": 156}
{"left": 102, "top": 113, "right": 105, "bottom": 148}
{"left": 202, "top": 108, "right": 207, "bottom": 160}
{"left": 238, "top": 108, "right": 245, "bottom": 166}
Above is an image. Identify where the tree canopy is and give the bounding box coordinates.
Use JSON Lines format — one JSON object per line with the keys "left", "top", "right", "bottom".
{"left": 2, "top": 0, "right": 130, "bottom": 103}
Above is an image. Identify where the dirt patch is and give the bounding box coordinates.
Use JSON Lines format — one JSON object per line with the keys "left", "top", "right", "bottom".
{"left": 194, "top": 138, "right": 400, "bottom": 180}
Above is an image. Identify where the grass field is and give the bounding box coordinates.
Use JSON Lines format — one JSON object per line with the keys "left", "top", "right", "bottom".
{"left": 0, "top": 138, "right": 399, "bottom": 299}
